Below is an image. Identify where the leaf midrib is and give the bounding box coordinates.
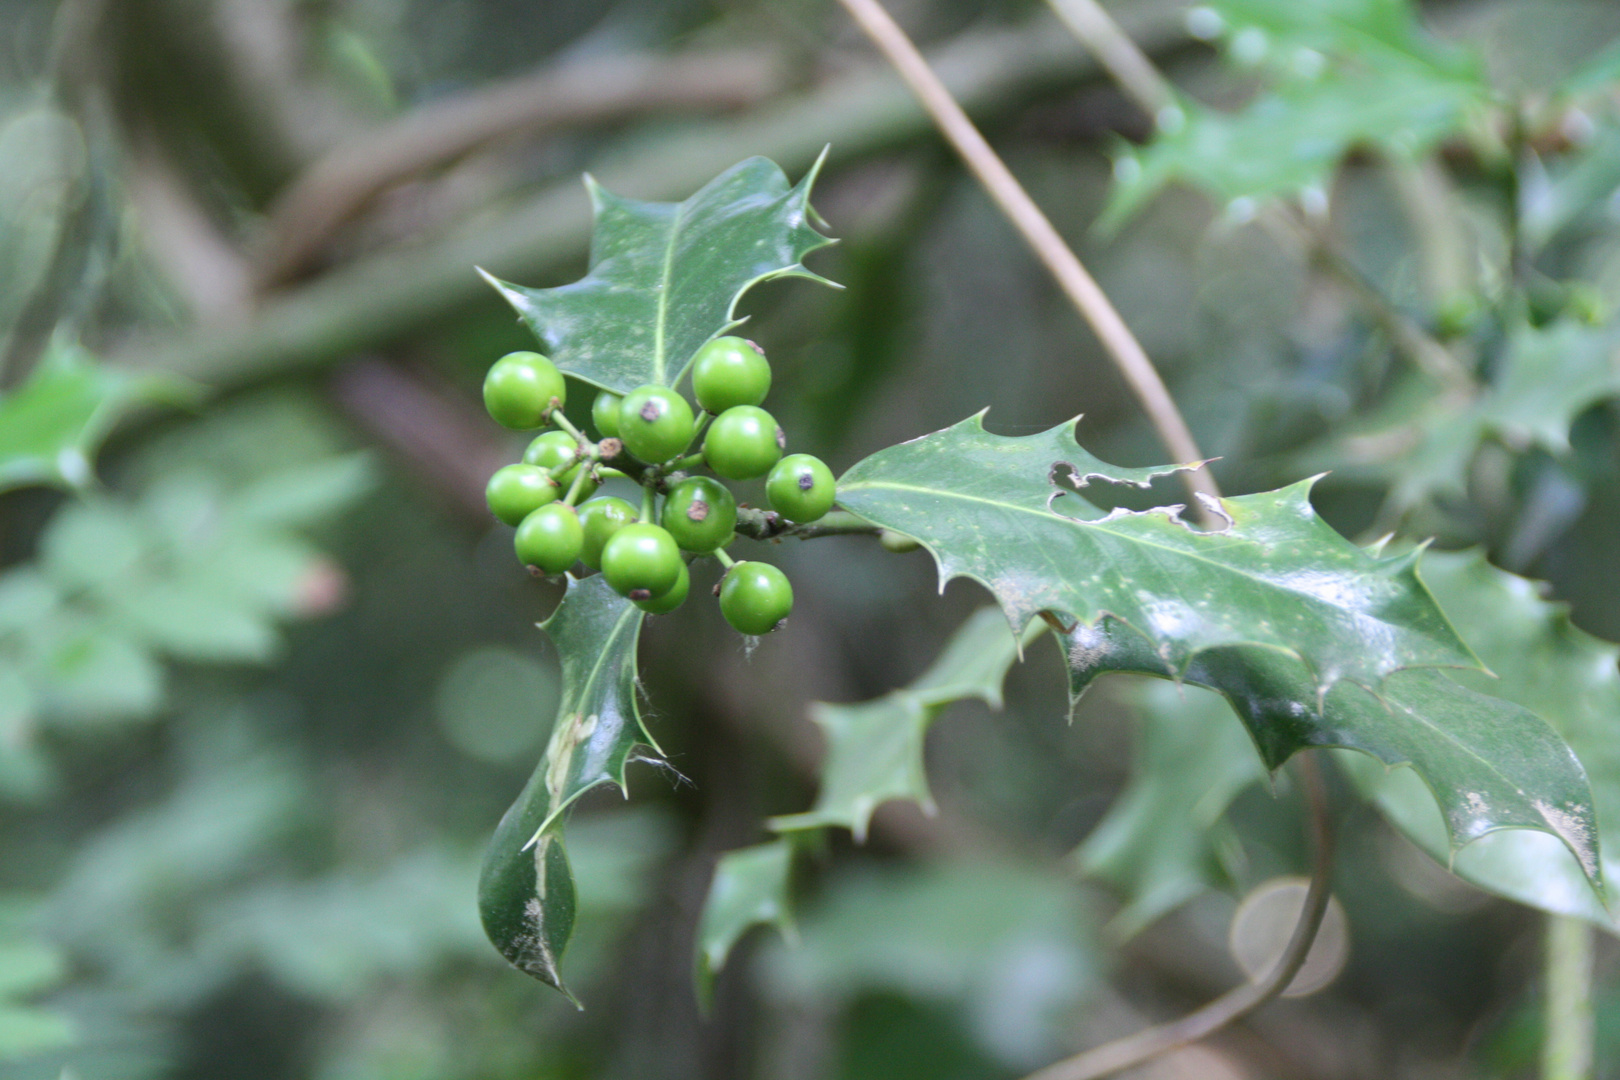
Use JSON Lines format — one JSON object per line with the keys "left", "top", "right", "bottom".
{"left": 652, "top": 200, "right": 690, "bottom": 386}
{"left": 839, "top": 477, "right": 1452, "bottom": 658}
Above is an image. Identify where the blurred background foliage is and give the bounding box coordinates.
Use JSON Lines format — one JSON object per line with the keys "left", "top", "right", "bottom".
{"left": 1, "top": 0, "right": 1620, "bottom": 1077}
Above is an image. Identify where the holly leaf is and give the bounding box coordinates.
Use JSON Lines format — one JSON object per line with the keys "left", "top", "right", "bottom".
{"left": 837, "top": 414, "right": 1477, "bottom": 688}
{"left": 1077, "top": 679, "right": 1263, "bottom": 939}
{"left": 1303, "top": 320, "right": 1620, "bottom": 513}
{"left": 1105, "top": 0, "right": 1486, "bottom": 227}
{"left": 482, "top": 154, "right": 836, "bottom": 393}
{"left": 836, "top": 415, "right": 1602, "bottom": 887}
{"left": 477, "top": 574, "right": 655, "bottom": 998}
{"left": 0, "top": 339, "right": 186, "bottom": 494}
{"left": 770, "top": 607, "right": 1034, "bottom": 841}
{"left": 693, "top": 839, "right": 795, "bottom": 1008}
{"left": 1344, "top": 551, "right": 1620, "bottom": 927}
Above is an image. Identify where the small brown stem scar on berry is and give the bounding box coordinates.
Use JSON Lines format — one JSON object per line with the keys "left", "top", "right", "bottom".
{"left": 628, "top": 588, "right": 652, "bottom": 601}
{"left": 687, "top": 500, "right": 709, "bottom": 521}
{"left": 798, "top": 473, "right": 814, "bottom": 490}
{"left": 640, "top": 402, "right": 660, "bottom": 422}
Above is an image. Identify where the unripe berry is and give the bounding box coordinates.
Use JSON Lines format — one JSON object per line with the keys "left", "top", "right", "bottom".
{"left": 486, "top": 464, "right": 560, "bottom": 526}
{"left": 592, "top": 390, "right": 623, "bottom": 437}
{"left": 766, "top": 454, "right": 836, "bottom": 523}
{"left": 703, "top": 405, "right": 783, "bottom": 480}
{"left": 601, "top": 523, "right": 683, "bottom": 599}
{"left": 522, "top": 430, "right": 597, "bottom": 501}
{"left": 514, "top": 503, "right": 583, "bottom": 574}
{"left": 618, "top": 385, "right": 695, "bottom": 464}
{"left": 484, "top": 351, "right": 565, "bottom": 429}
{"left": 691, "top": 336, "right": 771, "bottom": 413}
{"left": 578, "top": 497, "right": 638, "bottom": 571}
{"left": 633, "top": 562, "right": 690, "bottom": 615}
{"left": 719, "top": 561, "right": 793, "bottom": 635}
{"left": 661, "top": 477, "right": 737, "bottom": 552}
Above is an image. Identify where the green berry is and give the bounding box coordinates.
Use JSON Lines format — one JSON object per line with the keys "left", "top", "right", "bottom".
{"left": 484, "top": 351, "right": 565, "bottom": 429}
{"left": 660, "top": 477, "right": 737, "bottom": 552}
{"left": 719, "top": 561, "right": 793, "bottom": 635}
{"left": 601, "top": 523, "right": 683, "bottom": 599}
{"left": 592, "top": 390, "right": 623, "bottom": 437}
{"left": 522, "top": 431, "right": 598, "bottom": 501}
{"left": 618, "top": 386, "right": 695, "bottom": 464}
{"left": 486, "top": 464, "right": 561, "bottom": 526}
{"left": 766, "top": 454, "right": 835, "bottom": 524}
{"left": 578, "top": 497, "right": 638, "bottom": 571}
{"left": 633, "top": 562, "right": 689, "bottom": 615}
{"left": 703, "top": 405, "right": 783, "bottom": 480}
{"left": 691, "top": 336, "right": 772, "bottom": 413}
{"left": 514, "top": 503, "right": 583, "bottom": 574}
{"left": 880, "top": 530, "right": 921, "bottom": 554}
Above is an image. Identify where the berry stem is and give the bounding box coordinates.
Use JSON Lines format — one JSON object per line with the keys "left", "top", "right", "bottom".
{"left": 562, "top": 466, "right": 591, "bottom": 506}
{"left": 713, "top": 548, "right": 736, "bottom": 569}
{"left": 597, "top": 467, "right": 630, "bottom": 480}
{"left": 640, "top": 484, "right": 657, "bottom": 523}
{"left": 670, "top": 453, "right": 707, "bottom": 472}
{"left": 550, "top": 410, "right": 589, "bottom": 444}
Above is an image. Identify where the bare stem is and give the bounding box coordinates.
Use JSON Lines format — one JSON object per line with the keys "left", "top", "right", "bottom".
{"left": 1021, "top": 753, "right": 1335, "bottom": 1080}
{"left": 734, "top": 507, "right": 880, "bottom": 541}
{"left": 1043, "top": 0, "right": 1175, "bottom": 119}
{"left": 832, "top": 0, "right": 1220, "bottom": 510}
{"left": 1542, "top": 914, "right": 1595, "bottom": 1080}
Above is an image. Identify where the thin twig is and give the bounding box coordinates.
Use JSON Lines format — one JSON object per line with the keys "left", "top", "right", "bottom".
{"left": 832, "top": 0, "right": 1221, "bottom": 509}
{"left": 256, "top": 49, "right": 783, "bottom": 287}
{"left": 1043, "top": 0, "right": 1175, "bottom": 120}
{"left": 1542, "top": 914, "right": 1596, "bottom": 1080}
{"left": 1022, "top": 753, "right": 1336, "bottom": 1080}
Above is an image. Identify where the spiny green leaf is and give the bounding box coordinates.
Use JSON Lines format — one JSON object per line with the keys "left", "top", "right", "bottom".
{"left": 1063, "top": 621, "right": 1602, "bottom": 889}
{"left": 477, "top": 574, "right": 654, "bottom": 998}
{"left": 1105, "top": 0, "right": 1486, "bottom": 227}
{"left": 694, "top": 839, "right": 795, "bottom": 1008}
{"left": 1306, "top": 320, "right": 1620, "bottom": 512}
{"left": 1077, "top": 680, "right": 1262, "bottom": 939}
{"left": 0, "top": 339, "right": 186, "bottom": 494}
{"left": 483, "top": 154, "right": 837, "bottom": 393}
{"left": 1346, "top": 551, "right": 1620, "bottom": 927}
{"left": 770, "top": 607, "right": 1034, "bottom": 841}
{"left": 836, "top": 414, "right": 1600, "bottom": 887}
{"left": 836, "top": 413, "right": 1478, "bottom": 691}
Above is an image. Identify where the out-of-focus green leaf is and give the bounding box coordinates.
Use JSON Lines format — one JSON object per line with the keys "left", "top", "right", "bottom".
{"left": 1561, "top": 38, "right": 1620, "bottom": 95}
{"left": 0, "top": 340, "right": 184, "bottom": 494}
{"left": 1345, "top": 550, "right": 1620, "bottom": 928}
{"left": 27, "top": 623, "right": 164, "bottom": 726}
{"left": 694, "top": 839, "right": 794, "bottom": 1007}
{"left": 837, "top": 415, "right": 1601, "bottom": 887}
{"left": 1077, "top": 679, "right": 1262, "bottom": 939}
{"left": 761, "top": 860, "right": 1098, "bottom": 1067}
{"left": 483, "top": 154, "right": 836, "bottom": 392}
{"left": 0, "top": 105, "right": 85, "bottom": 345}
{"left": 478, "top": 574, "right": 654, "bottom": 999}
{"left": 0, "top": 1005, "right": 75, "bottom": 1060}
{"left": 227, "top": 453, "right": 375, "bottom": 528}
{"left": 770, "top": 607, "right": 1034, "bottom": 840}
{"left": 1106, "top": 0, "right": 1487, "bottom": 226}
{"left": 1308, "top": 319, "right": 1620, "bottom": 511}
{"left": 0, "top": 898, "right": 73, "bottom": 1060}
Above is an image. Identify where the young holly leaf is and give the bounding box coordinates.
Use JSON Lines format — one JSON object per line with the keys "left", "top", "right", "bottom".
{"left": 836, "top": 415, "right": 1602, "bottom": 887}
{"left": 694, "top": 839, "right": 795, "bottom": 1008}
{"left": 478, "top": 574, "right": 655, "bottom": 998}
{"left": 770, "top": 607, "right": 1038, "bottom": 841}
{"left": 482, "top": 154, "right": 836, "bottom": 393}
{"left": 1077, "top": 679, "right": 1263, "bottom": 940}
{"left": 0, "top": 339, "right": 185, "bottom": 494}
{"left": 1344, "top": 551, "right": 1620, "bottom": 926}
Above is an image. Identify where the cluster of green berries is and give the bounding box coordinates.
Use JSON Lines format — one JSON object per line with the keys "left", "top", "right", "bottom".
{"left": 480, "top": 338, "right": 838, "bottom": 635}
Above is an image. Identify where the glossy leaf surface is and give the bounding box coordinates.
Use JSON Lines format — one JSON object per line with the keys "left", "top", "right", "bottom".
{"left": 478, "top": 574, "right": 654, "bottom": 996}
{"left": 770, "top": 607, "right": 1033, "bottom": 841}
{"left": 838, "top": 415, "right": 1601, "bottom": 886}
{"left": 483, "top": 155, "right": 835, "bottom": 393}
{"left": 693, "top": 839, "right": 794, "bottom": 1006}
{"left": 1346, "top": 551, "right": 1620, "bottom": 927}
